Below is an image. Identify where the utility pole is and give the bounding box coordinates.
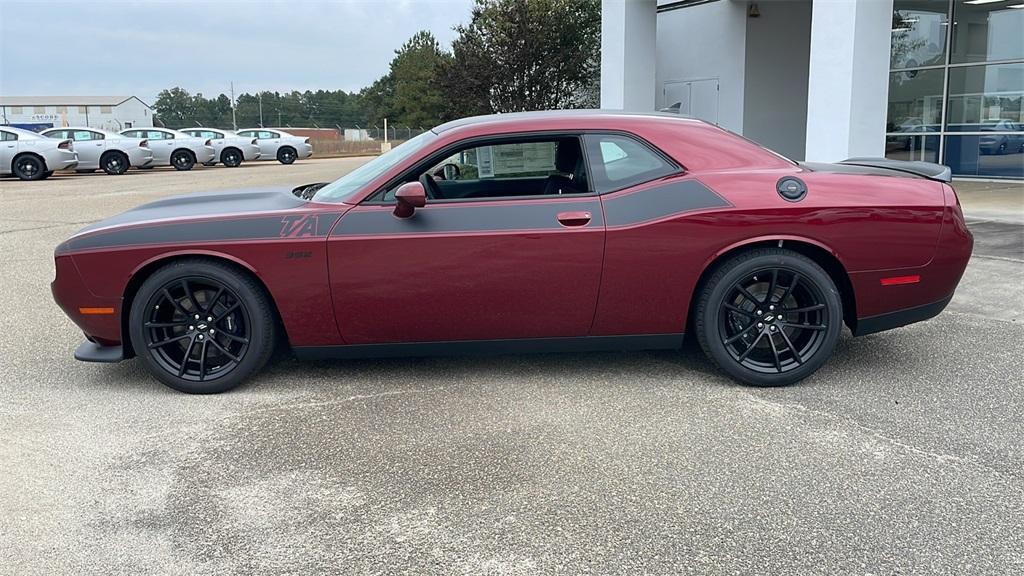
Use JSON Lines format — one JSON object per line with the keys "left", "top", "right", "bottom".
{"left": 258, "top": 92, "right": 263, "bottom": 128}
{"left": 277, "top": 107, "right": 281, "bottom": 127}
{"left": 230, "top": 81, "right": 237, "bottom": 130}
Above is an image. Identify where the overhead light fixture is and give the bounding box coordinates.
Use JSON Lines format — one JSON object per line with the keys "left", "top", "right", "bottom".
{"left": 964, "top": 0, "right": 1005, "bottom": 5}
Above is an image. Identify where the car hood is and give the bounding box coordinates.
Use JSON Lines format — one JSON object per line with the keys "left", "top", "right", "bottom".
{"left": 57, "top": 187, "right": 343, "bottom": 254}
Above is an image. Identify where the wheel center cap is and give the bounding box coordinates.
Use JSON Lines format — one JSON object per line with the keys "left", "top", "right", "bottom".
{"left": 196, "top": 322, "right": 208, "bottom": 331}
{"left": 763, "top": 313, "right": 775, "bottom": 323}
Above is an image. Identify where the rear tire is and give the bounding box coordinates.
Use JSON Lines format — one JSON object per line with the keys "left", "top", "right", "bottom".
{"left": 171, "top": 149, "right": 196, "bottom": 171}
{"left": 277, "top": 146, "right": 297, "bottom": 164}
{"left": 695, "top": 248, "right": 843, "bottom": 387}
{"left": 101, "top": 151, "right": 129, "bottom": 175}
{"left": 129, "top": 259, "right": 276, "bottom": 394}
{"left": 12, "top": 154, "right": 46, "bottom": 180}
{"left": 221, "top": 147, "right": 243, "bottom": 167}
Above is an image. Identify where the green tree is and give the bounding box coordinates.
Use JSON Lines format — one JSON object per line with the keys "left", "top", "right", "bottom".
{"left": 445, "top": 0, "right": 601, "bottom": 115}
{"left": 153, "top": 87, "right": 198, "bottom": 128}
{"left": 363, "top": 30, "right": 452, "bottom": 127}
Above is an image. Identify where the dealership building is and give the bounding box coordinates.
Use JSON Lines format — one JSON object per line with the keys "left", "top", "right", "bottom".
{"left": 601, "top": 0, "right": 1024, "bottom": 180}
{"left": 0, "top": 96, "right": 154, "bottom": 132}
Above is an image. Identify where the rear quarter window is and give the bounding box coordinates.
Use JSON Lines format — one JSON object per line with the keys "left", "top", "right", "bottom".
{"left": 583, "top": 133, "right": 678, "bottom": 193}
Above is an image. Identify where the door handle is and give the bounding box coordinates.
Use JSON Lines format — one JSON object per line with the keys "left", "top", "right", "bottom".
{"left": 556, "top": 211, "right": 591, "bottom": 227}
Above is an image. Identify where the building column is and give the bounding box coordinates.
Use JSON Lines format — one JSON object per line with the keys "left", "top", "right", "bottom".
{"left": 804, "top": 0, "right": 893, "bottom": 162}
{"left": 600, "top": 0, "right": 657, "bottom": 111}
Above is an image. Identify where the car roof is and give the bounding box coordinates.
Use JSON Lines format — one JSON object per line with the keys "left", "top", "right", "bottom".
{"left": 0, "top": 126, "right": 47, "bottom": 138}
{"left": 43, "top": 126, "right": 131, "bottom": 137}
{"left": 432, "top": 109, "right": 708, "bottom": 135}
{"left": 238, "top": 128, "right": 291, "bottom": 135}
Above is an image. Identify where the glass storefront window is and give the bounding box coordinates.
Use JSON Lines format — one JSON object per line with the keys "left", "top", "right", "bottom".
{"left": 945, "top": 134, "right": 1024, "bottom": 178}
{"left": 885, "top": 134, "right": 941, "bottom": 163}
{"left": 946, "top": 62, "right": 1024, "bottom": 131}
{"left": 891, "top": 0, "right": 949, "bottom": 69}
{"left": 887, "top": 68, "right": 945, "bottom": 132}
{"left": 951, "top": 0, "right": 1024, "bottom": 64}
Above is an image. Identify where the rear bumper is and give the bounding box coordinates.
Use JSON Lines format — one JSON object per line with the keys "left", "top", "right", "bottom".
{"left": 853, "top": 292, "right": 953, "bottom": 336}
{"left": 128, "top": 148, "right": 154, "bottom": 167}
{"left": 197, "top": 146, "right": 216, "bottom": 163}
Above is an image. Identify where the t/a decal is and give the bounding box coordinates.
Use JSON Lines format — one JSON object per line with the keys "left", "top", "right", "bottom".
{"left": 279, "top": 215, "right": 319, "bottom": 238}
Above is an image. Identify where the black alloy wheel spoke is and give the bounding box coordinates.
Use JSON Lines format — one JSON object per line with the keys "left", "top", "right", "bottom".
{"left": 724, "top": 303, "right": 755, "bottom": 316}
{"left": 783, "top": 304, "right": 826, "bottom": 314}
{"left": 148, "top": 333, "right": 190, "bottom": 350}
{"left": 737, "top": 332, "right": 765, "bottom": 362}
{"left": 197, "top": 340, "right": 208, "bottom": 381}
{"left": 145, "top": 320, "right": 187, "bottom": 328}
{"left": 736, "top": 285, "right": 763, "bottom": 308}
{"left": 181, "top": 280, "right": 201, "bottom": 315}
{"left": 766, "top": 269, "right": 779, "bottom": 303}
{"left": 218, "top": 331, "right": 249, "bottom": 344}
{"left": 777, "top": 327, "right": 803, "bottom": 365}
{"left": 178, "top": 338, "right": 196, "bottom": 377}
{"left": 208, "top": 338, "right": 241, "bottom": 363}
{"left": 777, "top": 273, "right": 800, "bottom": 305}
{"left": 214, "top": 301, "right": 240, "bottom": 322}
{"left": 783, "top": 322, "right": 827, "bottom": 331}
{"left": 724, "top": 322, "right": 758, "bottom": 345}
{"left": 205, "top": 286, "right": 225, "bottom": 314}
{"left": 767, "top": 332, "right": 782, "bottom": 373}
{"left": 163, "top": 288, "right": 190, "bottom": 317}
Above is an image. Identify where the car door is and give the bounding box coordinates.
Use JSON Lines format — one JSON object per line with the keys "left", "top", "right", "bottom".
{"left": 327, "top": 135, "right": 606, "bottom": 345}
{"left": 71, "top": 130, "right": 105, "bottom": 169}
{"left": 0, "top": 130, "right": 16, "bottom": 173}
{"left": 256, "top": 130, "right": 281, "bottom": 157}
{"left": 147, "top": 130, "right": 174, "bottom": 163}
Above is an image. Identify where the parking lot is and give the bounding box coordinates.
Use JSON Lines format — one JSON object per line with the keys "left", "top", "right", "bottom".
{"left": 1, "top": 160, "right": 1022, "bottom": 575}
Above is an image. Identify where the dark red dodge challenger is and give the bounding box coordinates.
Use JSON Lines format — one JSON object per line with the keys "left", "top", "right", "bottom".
{"left": 52, "top": 111, "right": 973, "bottom": 393}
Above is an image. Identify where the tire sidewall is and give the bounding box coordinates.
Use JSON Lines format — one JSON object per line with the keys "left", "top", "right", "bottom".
{"left": 222, "top": 148, "right": 242, "bottom": 167}
{"left": 699, "top": 251, "right": 843, "bottom": 387}
{"left": 129, "top": 261, "right": 274, "bottom": 394}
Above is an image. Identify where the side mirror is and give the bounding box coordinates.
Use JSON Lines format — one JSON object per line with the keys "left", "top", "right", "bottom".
{"left": 393, "top": 181, "right": 427, "bottom": 218}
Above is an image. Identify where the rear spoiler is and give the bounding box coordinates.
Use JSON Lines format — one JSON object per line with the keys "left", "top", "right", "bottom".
{"left": 838, "top": 157, "right": 952, "bottom": 183}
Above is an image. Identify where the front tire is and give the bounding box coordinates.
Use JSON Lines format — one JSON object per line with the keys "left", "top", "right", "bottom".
{"left": 171, "top": 149, "right": 196, "bottom": 171}
{"left": 129, "top": 260, "right": 276, "bottom": 394}
{"left": 277, "top": 146, "right": 297, "bottom": 164}
{"left": 12, "top": 154, "right": 46, "bottom": 180}
{"left": 221, "top": 147, "right": 243, "bottom": 167}
{"left": 695, "top": 248, "right": 843, "bottom": 387}
{"left": 101, "top": 151, "right": 129, "bottom": 175}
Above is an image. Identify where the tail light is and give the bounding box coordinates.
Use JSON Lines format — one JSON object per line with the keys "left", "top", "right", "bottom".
{"left": 204, "top": 139, "right": 212, "bottom": 146}
{"left": 57, "top": 140, "right": 72, "bottom": 150}
{"left": 139, "top": 139, "right": 149, "bottom": 148}
{"left": 304, "top": 138, "right": 310, "bottom": 144}
{"left": 251, "top": 139, "right": 258, "bottom": 145}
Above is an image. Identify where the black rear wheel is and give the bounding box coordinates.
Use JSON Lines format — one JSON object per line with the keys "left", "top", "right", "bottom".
{"left": 13, "top": 154, "right": 46, "bottom": 180}
{"left": 171, "top": 149, "right": 195, "bottom": 171}
{"left": 221, "top": 148, "right": 243, "bottom": 167}
{"left": 101, "top": 151, "right": 129, "bottom": 175}
{"left": 695, "top": 248, "right": 843, "bottom": 387}
{"left": 277, "top": 146, "right": 297, "bottom": 164}
{"left": 129, "top": 260, "right": 276, "bottom": 393}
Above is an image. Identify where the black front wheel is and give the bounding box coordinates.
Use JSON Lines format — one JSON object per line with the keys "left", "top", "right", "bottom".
{"left": 13, "top": 155, "right": 46, "bottom": 180}
{"left": 695, "top": 248, "right": 843, "bottom": 387}
{"left": 171, "top": 150, "right": 196, "bottom": 171}
{"left": 129, "top": 260, "right": 276, "bottom": 393}
{"left": 277, "top": 146, "right": 297, "bottom": 164}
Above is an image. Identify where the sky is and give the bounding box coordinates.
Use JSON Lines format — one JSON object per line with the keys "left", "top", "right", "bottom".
{"left": 0, "top": 0, "right": 475, "bottom": 104}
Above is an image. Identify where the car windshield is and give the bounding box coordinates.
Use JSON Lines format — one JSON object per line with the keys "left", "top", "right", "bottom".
{"left": 312, "top": 131, "right": 437, "bottom": 203}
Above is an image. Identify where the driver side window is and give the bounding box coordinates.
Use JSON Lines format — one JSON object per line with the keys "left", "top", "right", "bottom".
{"left": 382, "top": 136, "right": 590, "bottom": 202}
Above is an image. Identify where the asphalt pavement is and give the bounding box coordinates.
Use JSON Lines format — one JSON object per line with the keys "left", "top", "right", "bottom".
{"left": 1, "top": 161, "right": 1022, "bottom": 575}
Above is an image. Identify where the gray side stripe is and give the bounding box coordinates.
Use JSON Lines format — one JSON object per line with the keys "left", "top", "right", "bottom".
{"left": 602, "top": 180, "right": 730, "bottom": 227}
{"left": 65, "top": 213, "right": 338, "bottom": 252}
{"left": 333, "top": 199, "right": 603, "bottom": 236}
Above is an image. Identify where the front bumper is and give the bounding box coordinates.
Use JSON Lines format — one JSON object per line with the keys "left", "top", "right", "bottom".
{"left": 244, "top": 145, "right": 262, "bottom": 160}
{"left": 129, "top": 148, "right": 154, "bottom": 167}
{"left": 197, "top": 146, "right": 216, "bottom": 163}
{"left": 55, "top": 150, "right": 79, "bottom": 171}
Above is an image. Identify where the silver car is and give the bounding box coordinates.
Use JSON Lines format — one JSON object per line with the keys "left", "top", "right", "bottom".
{"left": 119, "top": 128, "right": 216, "bottom": 171}
{"left": 0, "top": 126, "right": 78, "bottom": 180}
{"left": 41, "top": 127, "right": 153, "bottom": 175}
{"left": 179, "top": 128, "right": 261, "bottom": 167}
{"left": 234, "top": 128, "right": 313, "bottom": 164}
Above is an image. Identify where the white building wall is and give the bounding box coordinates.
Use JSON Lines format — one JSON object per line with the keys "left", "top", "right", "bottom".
{"left": 655, "top": 0, "right": 748, "bottom": 133}
{"left": 742, "top": 0, "right": 812, "bottom": 160}
{"left": 0, "top": 97, "right": 153, "bottom": 130}
{"left": 601, "top": 0, "right": 657, "bottom": 110}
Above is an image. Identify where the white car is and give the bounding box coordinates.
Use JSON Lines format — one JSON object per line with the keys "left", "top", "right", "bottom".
{"left": 119, "top": 128, "right": 216, "bottom": 171}
{"left": 0, "top": 126, "right": 78, "bottom": 180}
{"left": 234, "top": 128, "right": 313, "bottom": 164}
{"left": 41, "top": 127, "right": 153, "bottom": 175}
{"left": 178, "top": 128, "right": 261, "bottom": 167}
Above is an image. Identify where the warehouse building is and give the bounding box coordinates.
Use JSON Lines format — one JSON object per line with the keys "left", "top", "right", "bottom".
{"left": 0, "top": 96, "right": 154, "bottom": 132}
{"left": 601, "top": 0, "right": 1024, "bottom": 180}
